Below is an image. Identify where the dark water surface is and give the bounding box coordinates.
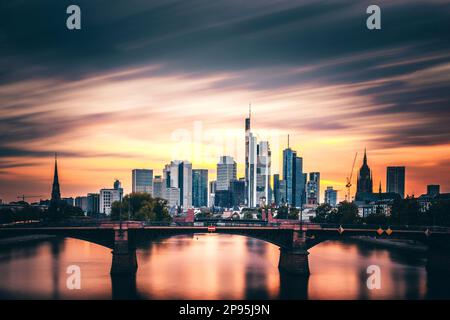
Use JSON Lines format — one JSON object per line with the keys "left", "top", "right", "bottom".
{"left": 0, "top": 234, "right": 448, "bottom": 299}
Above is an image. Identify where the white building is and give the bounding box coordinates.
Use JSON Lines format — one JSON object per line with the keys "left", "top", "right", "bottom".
{"left": 247, "top": 132, "right": 258, "bottom": 207}
{"left": 163, "top": 160, "right": 192, "bottom": 208}
{"left": 132, "top": 169, "right": 153, "bottom": 194}
{"left": 99, "top": 180, "right": 123, "bottom": 215}
{"left": 256, "top": 141, "right": 271, "bottom": 205}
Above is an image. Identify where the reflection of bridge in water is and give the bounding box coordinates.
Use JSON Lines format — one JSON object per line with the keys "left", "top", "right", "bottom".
{"left": 1, "top": 221, "right": 450, "bottom": 277}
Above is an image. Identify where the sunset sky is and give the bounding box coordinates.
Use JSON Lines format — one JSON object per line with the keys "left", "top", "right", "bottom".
{"left": 1, "top": 0, "right": 450, "bottom": 202}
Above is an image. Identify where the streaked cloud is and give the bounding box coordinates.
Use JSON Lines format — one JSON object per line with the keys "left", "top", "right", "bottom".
{"left": 0, "top": 0, "right": 449, "bottom": 201}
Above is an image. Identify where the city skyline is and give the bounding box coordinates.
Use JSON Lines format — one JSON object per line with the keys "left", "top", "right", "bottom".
{"left": 1, "top": 1, "right": 450, "bottom": 202}
{"left": 1, "top": 140, "right": 445, "bottom": 205}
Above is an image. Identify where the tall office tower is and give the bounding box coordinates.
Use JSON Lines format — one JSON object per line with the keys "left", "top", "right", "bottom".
{"left": 282, "top": 138, "right": 304, "bottom": 207}
{"left": 273, "top": 174, "right": 281, "bottom": 205}
{"left": 86, "top": 193, "right": 100, "bottom": 215}
{"left": 256, "top": 141, "right": 271, "bottom": 206}
{"left": 163, "top": 160, "right": 192, "bottom": 208}
{"left": 132, "top": 169, "right": 153, "bottom": 194}
{"left": 192, "top": 169, "right": 208, "bottom": 207}
{"left": 278, "top": 180, "right": 287, "bottom": 205}
{"left": 217, "top": 156, "right": 237, "bottom": 191}
{"left": 306, "top": 172, "right": 320, "bottom": 205}
{"left": 209, "top": 180, "right": 217, "bottom": 207}
{"left": 294, "top": 156, "right": 304, "bottom": 207}
{"left": 386, "top": 166, "right": 405, "bottom": 199}
{"left": 215, "top": 190, "right": 232, "bottom": 208}
{"left": 245, "top": 106, "right": 251, "bottom": 206}
{"left": 427, "top": 184, "right": 440, "bottom": 197}
{"left": 99, "top": 180, "right": 123, "bottom": 215}
{"left": 324, "top": 186, "right": 338, "bottom": 207}
{"left": 356, "top": 149, "right": 373, "bottom": 200}
{"left": 302, "top": 173, "right": 307, "bottom": 205}
{"left": 247, "top": 133, "right": 258, "bottom": 207}
{"left": 230, "top": 179, "right": 246, "bottom": 207}
{"left": 152, "top": 175, "right": 164, "bottom": 198}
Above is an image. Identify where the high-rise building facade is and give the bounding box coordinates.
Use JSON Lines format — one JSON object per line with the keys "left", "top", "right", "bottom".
{"left": 256, "top": 141, "right": 271, "bottom": 206}
{"left": 209, "top": 180, "right": 217, "bottom": 207}
{"left": 75, "top": 196, "right": 88, "bottom": 213}
{"left": 282, "top": 144, "right": 304, "bottom": 207}
{"left": 165, "top": 187, "right": 181, "bottom": 208}
{"left": 192, "top": 169, "right": 208, "bottom": 207}
{"left": 386, "top": 166, "right": 405, "bottom": 199}
{"left": 132, "top": 169, "right": 153, "bottom": 194}
{"left": 152, "top": 175, "right": 164, "bottom": 198}
{"left": 163, "top": 160, "right": 192, "bottom": 208}
{"left": 217, "top": 156, "right": 237, "bottom": 191}
{"left": 86, "top": 193, "right": 99, "bottom": 215}
{"left": 99, "top": 180, "right": 123, "bottom": 215}
{"left": 247, "top": 133, "right": 258, "bottom": 207}
{"left": 306, "top": 172, "right": 320, "bottom": 205}
{"left": 324, "top": 186, "right": 338, "bottom": 207}
{"left": 230, "top": 179, "right": 246, "bottom": 207}
{"left": 273, "top": 174, "right": 281, "bottom": 205}
{"left": 427, "top": 184, "right": 440, "bottom": 197}
{"left": 243, "top": 109, "right": 272, "bottom": 208}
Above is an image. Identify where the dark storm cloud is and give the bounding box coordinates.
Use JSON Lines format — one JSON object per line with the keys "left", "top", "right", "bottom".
{"left": 1, "top": 0, "right": 450, "bottom": 149}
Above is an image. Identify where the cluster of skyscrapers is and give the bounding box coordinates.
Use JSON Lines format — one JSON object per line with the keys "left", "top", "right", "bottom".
{"left": 73, "top": 109, "right": 323, "bottom": 215}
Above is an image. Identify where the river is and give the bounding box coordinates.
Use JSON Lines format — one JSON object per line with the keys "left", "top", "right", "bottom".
{"left": 0, "top": 234, "right": 448, "bottom": 299}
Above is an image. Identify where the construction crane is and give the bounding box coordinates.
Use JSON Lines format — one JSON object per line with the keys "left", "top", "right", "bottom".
{"left": 345, "top": 152, "right": 358, "bottom": 202}
{"left": 17, "top": 195, "right": 42, "bottom": 203}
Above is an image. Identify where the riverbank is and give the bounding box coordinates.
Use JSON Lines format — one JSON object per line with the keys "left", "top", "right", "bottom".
{"left": 0, "top": 235, "right": 56, "bottom": 247}
{"left": 351, "top": 236, "right": 427, "bottom": 253}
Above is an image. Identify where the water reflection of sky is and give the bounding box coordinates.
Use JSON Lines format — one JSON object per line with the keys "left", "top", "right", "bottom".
{"left": 0, "top": 235, "right": 437, "bottom": 299}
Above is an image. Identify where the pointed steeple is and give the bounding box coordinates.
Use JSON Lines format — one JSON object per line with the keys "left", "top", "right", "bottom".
{"left": 363, "top": 148, "right": 367, "bottom": 164}
{"left": 51, "top": 153, "right": 61, "bottom": 204}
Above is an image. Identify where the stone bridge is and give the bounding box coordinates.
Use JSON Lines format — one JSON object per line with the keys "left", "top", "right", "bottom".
{"left": 1, "top": 222, "right": 449, "bottom": 276}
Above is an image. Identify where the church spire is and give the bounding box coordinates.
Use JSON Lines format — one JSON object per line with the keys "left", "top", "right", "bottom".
{"left": 51, "top": 153, "right": 61, "bottom": 204}
{"left": 363, "top": 148, "right": 367, "bottom": 164}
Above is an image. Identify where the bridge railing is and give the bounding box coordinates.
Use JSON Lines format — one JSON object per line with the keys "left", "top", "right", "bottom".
{"left": 309, "top": 223, "right": 450, "bottom": 233}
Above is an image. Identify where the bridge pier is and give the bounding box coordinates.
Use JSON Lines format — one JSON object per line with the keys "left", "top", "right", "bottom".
{"left": 427, "top": 248, "right": 450, "bottom": 274}
{"left": 278, "top": 248, "right": 310, "bottom": 275}
{"left": 278, "top": 230, "right": 310, "bottom": 275}
{"left": 110, "top": 229, "right": 138, "bottom": 275}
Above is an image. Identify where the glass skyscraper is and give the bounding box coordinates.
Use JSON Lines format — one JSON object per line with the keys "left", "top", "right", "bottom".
{"left": 192, "top": 169, "right": 208, "bottom": 207}
{"left": 386, "top": 166, "right": 405, "bottom": 199}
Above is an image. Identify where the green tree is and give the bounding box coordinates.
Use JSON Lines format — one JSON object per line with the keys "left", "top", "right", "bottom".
{"left": 364, "top": 211, "right": 388, "bottom": 225}
{"left": 243, "top": 211, "right": 255, "bottom": 220}
{"left": 390, "top": 197, "right": 423, "bottom": 225}
{"left": 276, "top": 205, "right": 289, "bottom": 219}
{"left": 427, "top": 200, "right": 450, "bottom": 226}
{"left": 311, "top": 203, "right": 334, "bottom": 223}
{"left": 288, "top": 207, "right": 299, "bottom": 220}
{"left": 337, "top": 201, "right": 360, "bottom": 224}
{"left": 111, "top": 193, "right": 171, "bottom": 222}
